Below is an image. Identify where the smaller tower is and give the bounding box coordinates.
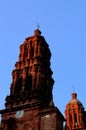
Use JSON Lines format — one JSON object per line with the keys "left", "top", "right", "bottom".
{"left": 65, "top": 92, "right": 86, "bottom": 130}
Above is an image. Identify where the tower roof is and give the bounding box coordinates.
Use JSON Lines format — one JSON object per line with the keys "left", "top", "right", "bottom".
{"left": 66, "top": 92, "right": 84, "bottom": 109}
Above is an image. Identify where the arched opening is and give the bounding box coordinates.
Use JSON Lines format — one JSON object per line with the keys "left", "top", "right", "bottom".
{"left": 7, "top": 117, "right": 17, "bottom": 130}
{"left": 74, "top": 113, "right": 78, "bottom": 126}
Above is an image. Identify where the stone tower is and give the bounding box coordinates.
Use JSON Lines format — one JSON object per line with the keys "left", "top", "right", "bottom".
{"left": 65, "top": 92, "right": 86, "bottom": 130}
{"left": 0, "top": 29, "right": 64, "bottom": 130}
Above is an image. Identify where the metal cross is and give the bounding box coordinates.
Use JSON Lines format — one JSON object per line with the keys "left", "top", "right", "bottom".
{"left": 73, "top": 85, "right": 75, "bottom": 92}
{"left": 37, "top": 23, "right": 40, "bottom": 30}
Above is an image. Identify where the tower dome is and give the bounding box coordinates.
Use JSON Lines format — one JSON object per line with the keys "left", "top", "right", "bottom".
{"left": 65, "top": 92, "right": 85, "bottom": 130}
{"left": 66, "top": 93, "right": 84, "bottom": 109}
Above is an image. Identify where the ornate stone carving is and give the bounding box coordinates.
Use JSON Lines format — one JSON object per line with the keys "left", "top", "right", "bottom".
{"left": 5, "top": 29, "right": 54, "bottom": 108}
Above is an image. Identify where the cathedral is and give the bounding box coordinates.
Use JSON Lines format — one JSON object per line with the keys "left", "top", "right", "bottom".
{"left": 0, "top": 29, "right": 86, "bottom": 130}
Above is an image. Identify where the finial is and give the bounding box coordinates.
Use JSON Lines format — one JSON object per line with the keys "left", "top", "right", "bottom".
{"left": 34, "top": 23, "right": 41, "bottom": 36}
{"left": 71, "top": 85, "right": 77, "bottom": 99}
{"left": 72, "top": 93, "right": 77, "bottom": 99}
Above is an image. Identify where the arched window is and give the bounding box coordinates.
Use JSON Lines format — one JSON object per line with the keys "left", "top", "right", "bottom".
{"left": 14, "top": 77, "right": 22, "bottom": 96}
{"left": 24, "top": 75, "right": 32, "bottom": 92}
{"left": 74, "top": 113, "right": 77, "bottom": 125}
{"left": 7, "top": 117, "right": 17, "bottom": 130}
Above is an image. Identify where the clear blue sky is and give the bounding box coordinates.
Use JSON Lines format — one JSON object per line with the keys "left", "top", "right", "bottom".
{"left": 0, "top": 0, "right": 86, "bottom": 115}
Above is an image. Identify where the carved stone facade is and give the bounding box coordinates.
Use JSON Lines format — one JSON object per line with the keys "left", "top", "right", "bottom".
{"left": 0, "top": 29, "right": 64, "bottom": 130}
{"left": 65, "top": 92, "right": 86, "bottom": 130}
{"left": 5, "top": 29, "right": 54, "bottom": 109}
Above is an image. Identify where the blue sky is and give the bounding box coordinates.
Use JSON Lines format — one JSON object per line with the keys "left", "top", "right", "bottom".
{"left": 0, "top": 0, "right": 86, "bottom": 115}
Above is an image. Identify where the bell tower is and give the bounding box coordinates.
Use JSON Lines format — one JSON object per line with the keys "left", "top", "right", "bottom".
{"left": 65, "top": 92, "right": 86, "bottom": 130}
{"left": 0, "top": 29, "right": 64, "bottom": 130}
{"left": 5, "top": 29, "right": 54, "bottom": 108}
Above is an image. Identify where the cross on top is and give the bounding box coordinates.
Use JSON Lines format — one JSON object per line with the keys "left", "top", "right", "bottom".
{"left": 37, "top": 23, "right": 40, "bottom": 30}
